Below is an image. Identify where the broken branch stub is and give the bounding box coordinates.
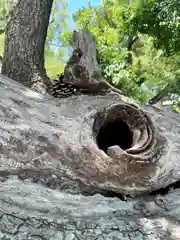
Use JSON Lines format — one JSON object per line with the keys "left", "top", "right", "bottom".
{"left": 63, "top": 30, "right": 100, "bottom": 85}
{"left": 62, "top": 29, "right": 121, "bottom": 95}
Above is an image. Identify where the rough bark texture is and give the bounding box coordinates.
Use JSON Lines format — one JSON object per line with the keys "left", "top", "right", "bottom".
{"left": 2, "top": 0, "right": 53, "bottom": 84}
{"left": 59, "top": 30, "right": 122, "bottom": 95}
{"left": 0, "top": 73, "right": 180, "bottom": 239}
{"left": 1, "top": 29, "right": 180, "bottom": 239}
{"left": 63, "top": 30, "right": 106, "bottom": 87}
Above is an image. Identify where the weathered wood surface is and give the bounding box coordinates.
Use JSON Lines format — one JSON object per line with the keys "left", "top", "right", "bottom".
{"left": 0, "top": 29, "right": 180, "bottom": 239}
{"left": 61, "top": 30, "right": 122, "bottom": 95}
{"left": 0, "top": 73, "right": 180, "bottom": 239}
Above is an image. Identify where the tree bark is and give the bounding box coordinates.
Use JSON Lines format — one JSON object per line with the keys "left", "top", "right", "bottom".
{"left": 59, "top": 30, "right": 123, "bottom": 95}
{"left": 0, "top": 28, "right": 180, "bottom": 238}
{"left": 0, "top": 71, "right": 180, "bottom": 239}
{"left": 2, "top": 0, "right": 53, "bottom": 84}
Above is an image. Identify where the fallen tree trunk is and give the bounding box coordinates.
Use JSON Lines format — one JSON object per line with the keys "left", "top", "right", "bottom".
{"left": 0, "top": 30, "right": 180, "bottom": 239}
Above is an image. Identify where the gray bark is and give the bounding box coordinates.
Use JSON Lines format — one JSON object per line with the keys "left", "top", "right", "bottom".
{"left": 60, "top": 30, "right": 122, "bottom": 95}
{"left": 63, "top": 29, "right": 105, "bottom": 87}
{"left": 0, "top": 73, "right": 180, "bottom": 239}
{"left": 2, "top": 0, "right": 53, "bottom": 84}
{"left": 0, "top": 28, "right": 180, "bottom": 239}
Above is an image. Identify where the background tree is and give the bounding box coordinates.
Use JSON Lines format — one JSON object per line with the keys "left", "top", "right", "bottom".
{"left": 0, "top": 0, "right": 69, "bottom": 81}
{"left": 2, "top": 0, "right": 54, "bottom": 84}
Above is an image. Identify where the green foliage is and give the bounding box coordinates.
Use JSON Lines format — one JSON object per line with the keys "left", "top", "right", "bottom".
{"left": 72, "top": 0, "right": 180, "bottom": 103}
{"left": 45, "top": 55, "right": 64, "bottom": 79}
{"left": 126, "top": 0, "right": 180, "bottom": 55}
{"left": 45, "top": 0, "right": 70, "bottom": 78}
{"left": 0, "top": 33, "right": 4, "bottom": 56}
{"left": 0, "top": 0, "right": 68, "bottom": 78}
{"left": 0, "top": 0, "right": 13, "bottom": 26}
{"left": 103, "top": 34, "right": 180, "bottom": 102}
{"left": 104, "top": 61, "right": 151, "bottom": 102}
{"left": 1, "top": 0, "right": 179, "bottom": 104}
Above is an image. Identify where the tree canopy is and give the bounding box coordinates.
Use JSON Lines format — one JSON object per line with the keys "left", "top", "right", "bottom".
{"left": 0, "top": 0, "right": 69, "bottom": 78}
{"left": 67, "top": 0, "right": 179, "bottom": 105}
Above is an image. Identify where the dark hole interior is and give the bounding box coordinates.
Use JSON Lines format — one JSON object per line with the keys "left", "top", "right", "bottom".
{"left": 96, "top": 119, "right": 133, "bottom": 153}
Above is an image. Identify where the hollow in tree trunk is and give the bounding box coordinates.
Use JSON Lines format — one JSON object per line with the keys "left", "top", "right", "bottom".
{"left": 0, "top": 29, "right": 180, "bottom": 238}
{"left": 2, "top": 0, "right": 53, "bottom": 83}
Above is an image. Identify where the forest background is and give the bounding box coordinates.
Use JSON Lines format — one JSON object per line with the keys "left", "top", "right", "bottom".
{"left": 0, "top": 0, "right": 180, "bottom": 109}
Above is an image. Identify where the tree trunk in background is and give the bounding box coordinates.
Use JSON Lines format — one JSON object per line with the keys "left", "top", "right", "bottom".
{"left": 2, "top": 0, "right": 53, "bottom": 83}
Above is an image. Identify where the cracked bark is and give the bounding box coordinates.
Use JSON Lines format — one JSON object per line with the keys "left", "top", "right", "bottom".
{"left": 0, "top": 30, "right": 180, "bottom": 239}
{"left": 0, "top": 72, "right": 180, "bottom": 239}
{"left": 0, "top": 176, "right": 180, "bottom": 239}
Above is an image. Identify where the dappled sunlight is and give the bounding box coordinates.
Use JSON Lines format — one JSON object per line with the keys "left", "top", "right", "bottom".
{"left": 22, "top": 88, "right": 44, "bottom": 99}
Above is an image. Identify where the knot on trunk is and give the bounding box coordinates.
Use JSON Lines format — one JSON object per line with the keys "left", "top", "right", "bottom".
{"left": 93, "top": 103, "right": 161, "bottom": 162}
{"left": 77, "top": 102, "right": 168, "bottom": 197}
